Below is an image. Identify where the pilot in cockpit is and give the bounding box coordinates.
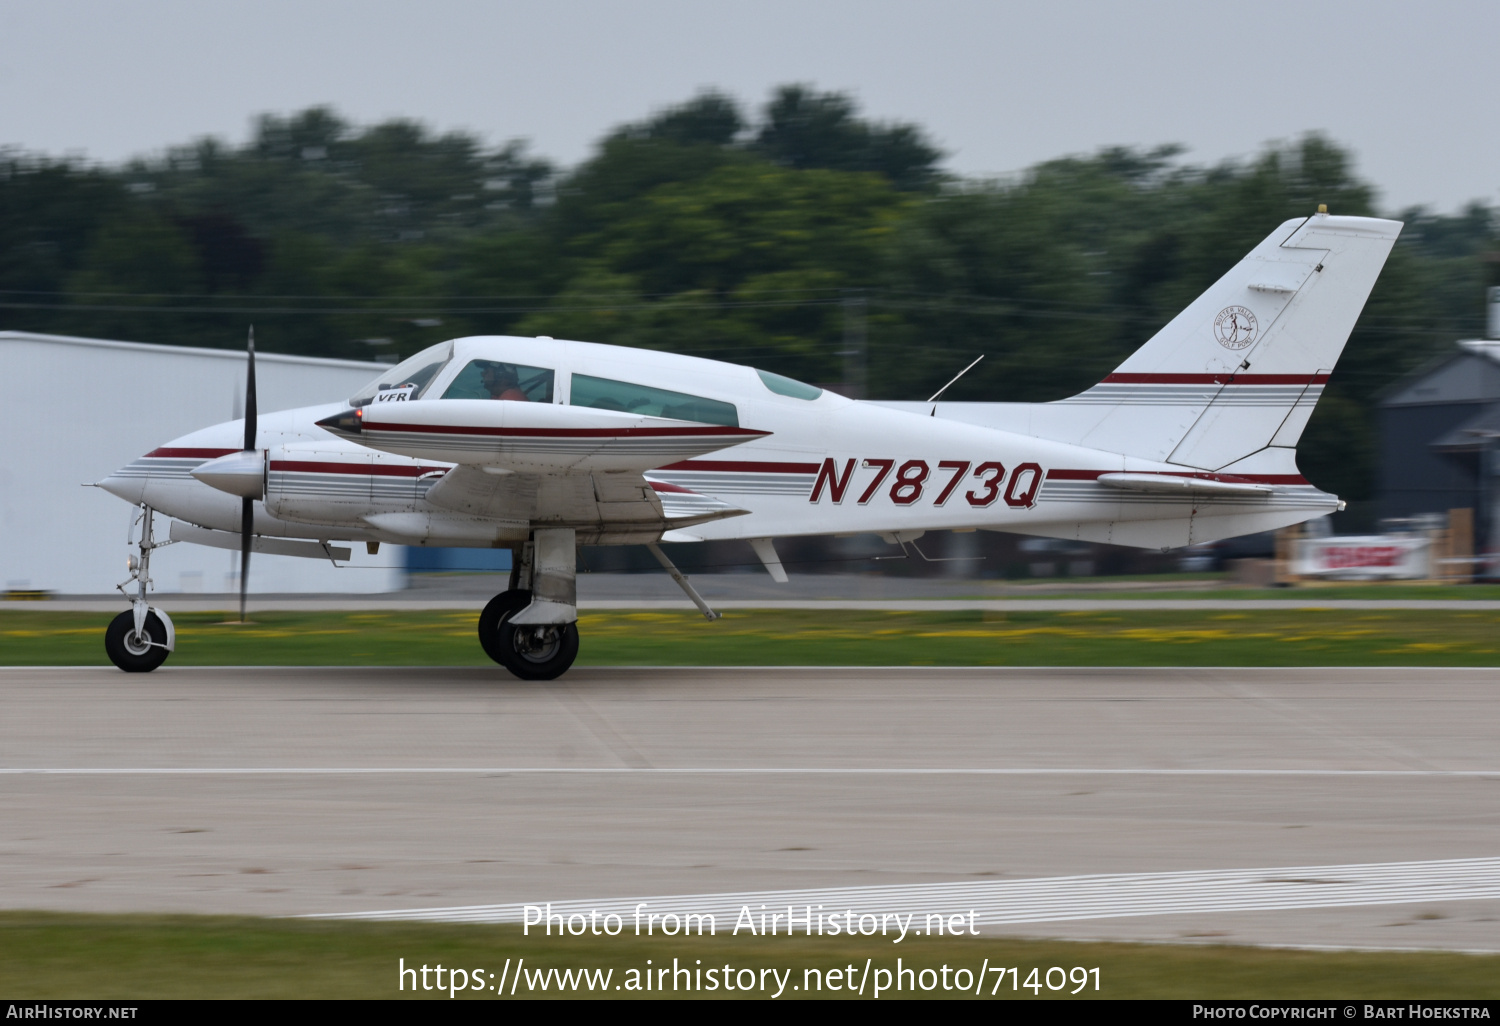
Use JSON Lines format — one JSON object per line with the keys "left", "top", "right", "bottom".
{"left": 480, "top": 362, "right": 529, "bottom": 401}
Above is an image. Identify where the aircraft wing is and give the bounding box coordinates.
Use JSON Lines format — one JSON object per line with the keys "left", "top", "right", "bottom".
{"left": 419, "top": 465, "right": 749, "bottom": 535}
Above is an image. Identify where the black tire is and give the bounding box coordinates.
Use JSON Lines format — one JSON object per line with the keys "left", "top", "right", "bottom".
{"left": 104, "top": 610, "right": 170, "bottom": 673}
{"left": 477, "top": 590, "right": 528, "bottom": 664}
{"left": 477, "top": 589, "right": 579, "bottom": 681}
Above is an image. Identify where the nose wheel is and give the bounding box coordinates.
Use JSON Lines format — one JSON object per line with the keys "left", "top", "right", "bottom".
{"left": 106, "top": 505, "right": 176, "bottom": 673}
{"left": 105, "top": 610, "right": 171, "bottom": 673}
{"left": 478, "top": 589, "right": 579, "bottom": 681}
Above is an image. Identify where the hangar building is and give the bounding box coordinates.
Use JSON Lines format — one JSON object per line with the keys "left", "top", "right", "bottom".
{"left": 0, "top": 331, "right": 405, "bottom": 595}
{"left": 1378, "top": 336, "right": 1500, "bottom": 564}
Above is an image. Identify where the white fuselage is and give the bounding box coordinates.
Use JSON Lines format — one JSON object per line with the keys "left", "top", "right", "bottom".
{"left": 100, "top": 335, "right": 1339, "bottom": 553}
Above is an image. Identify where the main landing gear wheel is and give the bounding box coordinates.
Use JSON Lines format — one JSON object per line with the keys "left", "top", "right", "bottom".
{"left": 104, "top": 610, "right": 170, "bottom": 673}
{"left": 478, "top": 589, "right": 579, "bottom": 681}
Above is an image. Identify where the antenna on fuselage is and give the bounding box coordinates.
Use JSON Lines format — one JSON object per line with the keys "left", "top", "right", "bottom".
{"left": 926, "top": 354, "right": 985, "bottom": 403}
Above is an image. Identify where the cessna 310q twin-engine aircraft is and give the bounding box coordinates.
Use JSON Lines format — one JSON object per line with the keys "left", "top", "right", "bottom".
{"left": 98, "top": 212, "right": 1400, "bottom": 678}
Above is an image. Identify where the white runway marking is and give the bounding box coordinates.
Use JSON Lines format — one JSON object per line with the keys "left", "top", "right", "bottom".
{"left": 4, "top": 767, "right": 1500, "bottom": 777}
{"left": 312, "top": 858, "right": 1500, "bottom": 927}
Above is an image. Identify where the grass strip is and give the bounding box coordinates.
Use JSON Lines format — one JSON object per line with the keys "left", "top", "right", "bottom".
{"left": 0, "top": 912, "right": 1495, "bottom": 1000}
{"left": 999, "top": 584, "right": 1500, "bottom": 601}
{"left": 2, "top": 608, "right": 1499, "bottom": 668}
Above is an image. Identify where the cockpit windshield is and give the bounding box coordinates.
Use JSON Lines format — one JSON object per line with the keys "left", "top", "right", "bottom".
{"left": 349, "top": 341, "right": 454, "bottom": 407}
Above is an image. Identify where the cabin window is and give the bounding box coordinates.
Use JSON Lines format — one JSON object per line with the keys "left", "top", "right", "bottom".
{"left": 440, "top": 360, "right": 555, "bottom": 402}
{"left": 756, "top": 369, "right": 822, "bottom": 400}
{"left": 569, "top": 374, "right": 738, "bottom": 426}
{"left": 350, "top": 340, "right": 453, "bottom": 406}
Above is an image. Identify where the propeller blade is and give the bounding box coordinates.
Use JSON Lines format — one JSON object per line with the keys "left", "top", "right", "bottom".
{"left": 240, "top": 326, "right": 256, "bottom": 622}
{"left": 240, "top": 496, "right": 252, "bottom": 623}
{"left": 243, "top": 326, "right": 257, "bottom": 452}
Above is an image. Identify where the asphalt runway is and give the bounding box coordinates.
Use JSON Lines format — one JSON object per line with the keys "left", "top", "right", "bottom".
{"left": 3, "top": 665, "right": 1498, "bottom": 951}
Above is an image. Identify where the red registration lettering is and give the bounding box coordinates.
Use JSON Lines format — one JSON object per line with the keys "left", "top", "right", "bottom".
{"left": 934, "top": 461, "right": 971, "bottom": 505}
{"left": 810, "top": 458, "right": 856, "bottom": 503}
{"left": 966, "top": 462, "right": 1006, "bottom": 507}
{"left": 808, "top": 457, "right": 1045, "bottom": 508}
{"left": 1004, "top": 463, "right": 1043, "bottom": 508}
{"left": 889, "top": 460, "right": 929, "bottom": 505}
{"left": 858, "top": 459, "right": 895, "bottom": 504}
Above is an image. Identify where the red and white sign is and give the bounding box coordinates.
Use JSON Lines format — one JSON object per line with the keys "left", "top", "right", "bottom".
{"left": 1295, "top": 535, "right": 1431, "bottom": 579}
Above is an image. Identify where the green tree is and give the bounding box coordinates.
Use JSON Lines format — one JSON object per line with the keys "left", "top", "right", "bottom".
{"left": 63, "top": 209, "right": 206, "bottom": 344}
{"left": 754, "top": 85, "right": 943, "bottom": 192}
{"left": 0, "top": 153, "right": 128, "bottom": 334}
{"left": 126, "top": 107, "right": 553, "bottom": 247}
{"left": 637, "top": 91, "right": 745, "bottom": 147}
{"left": 520, "top": 163, "right": 905, "bottom": 384}
{"left": 5, "top": 95, "right": 1495, "bottom": 514}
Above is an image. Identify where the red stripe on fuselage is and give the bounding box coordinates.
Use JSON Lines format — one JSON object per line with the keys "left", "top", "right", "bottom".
{"left": 1047, "top": 468, "right": 1309, "bottom": 485}
{"left": 144, "top": 447, "right": 238, "bottom": 459}
{"left": 269, "top": 461, "right": 448, "bottom": 477}
{"left": 360, "top": 423, "right": 768, "bottom": 438}
{"left": 1099, "top": 373, "right": 1330, "bottom": 386}
{"left": 659, "top": 459, "right": 821, "bottom": 473}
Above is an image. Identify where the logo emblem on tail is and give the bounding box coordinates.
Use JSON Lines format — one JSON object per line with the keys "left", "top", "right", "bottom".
{"left": 1213, "top": 306, "right": 1259, "bottom": 350}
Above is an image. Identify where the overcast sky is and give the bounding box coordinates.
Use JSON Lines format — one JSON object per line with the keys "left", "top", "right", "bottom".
{"left": 2, "top": 0, "right": 1496, "bottom": 213}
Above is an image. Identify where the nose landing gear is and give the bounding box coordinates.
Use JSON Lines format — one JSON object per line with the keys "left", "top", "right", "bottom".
{"left": 106, "top": 506, "right": 176, "bottom": 673}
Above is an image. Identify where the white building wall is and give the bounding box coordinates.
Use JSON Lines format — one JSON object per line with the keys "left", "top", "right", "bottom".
{"left": 0, "top": 331, "right": 405, "bottom": 594}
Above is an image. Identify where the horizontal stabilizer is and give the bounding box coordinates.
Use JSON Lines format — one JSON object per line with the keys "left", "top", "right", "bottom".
{"left": 169, "top": 521, "right": 351, "bottom": 561}
{"left": 1096, "top": 473, "right": 1272, "bottom": 498}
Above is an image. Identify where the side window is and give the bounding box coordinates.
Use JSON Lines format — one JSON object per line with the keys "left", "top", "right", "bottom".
{"left": 440, "top": 360, "right": 554, "bottom": 402}
{"left": 756, "top": 369, "right": 822, "bottom": 400}
{"left": 570, "top": 374, "right": 738, "bottom": 427}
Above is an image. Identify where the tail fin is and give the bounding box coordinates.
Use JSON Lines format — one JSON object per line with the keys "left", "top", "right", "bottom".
{"left": 1051, "top": 213, "right": 1401, "bottom": 472}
